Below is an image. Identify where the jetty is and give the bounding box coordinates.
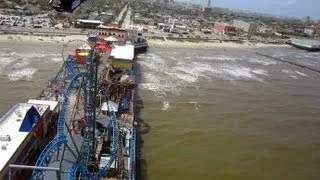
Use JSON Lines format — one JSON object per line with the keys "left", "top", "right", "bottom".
{"left": 287, "top": 38, "right": 320, "bottom": 52}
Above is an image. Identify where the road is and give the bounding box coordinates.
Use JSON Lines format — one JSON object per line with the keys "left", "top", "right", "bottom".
{"left": 121, "top": 7, "right": 131, "bottom": 29}
{"left": 115, "top": 4, "right": 128, "bottom": 22}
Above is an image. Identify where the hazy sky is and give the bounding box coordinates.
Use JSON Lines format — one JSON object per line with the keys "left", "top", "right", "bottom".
{"left": 185, "top": 0, "right": 320, "bottom": 19}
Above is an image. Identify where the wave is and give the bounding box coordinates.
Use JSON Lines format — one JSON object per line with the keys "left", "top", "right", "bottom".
{"left": 1, "top": 51, "right": 59, "bottom": 59}
{"left": 252, "top": 69, "right": 269, "bottom": 76}
{"left": 7, "top": 68, "right": 38, "bottom": 81}
{"left": 216, "top": 65, "right": 268, "bottom": 82}
{"left": 295, "top": 71, "right": 309, "bottom": 77}
{"left": 281, "top": 69, "right": 310, "bottom": 79}
{"left": 138, "top": 52, "right": 273, "bottom": 96}
{"left": 0, "top": 57, "right": 15, "bottom": 71}
{"left": 247, "top": 58, "right": 277, "bottom": 65}
{"left": 0, "top": 50, "right": 61, "bottom": 73}
{"left": 51, "top": 57, "right": 63, "bottom": 62}
{"left": 281, "top": 69, "right": 293, "bottom": 74}
{"left": 166, "top": 72, "right": 198, "bottom": 83}
{"left": 11, "top": 58, "right": 30, "bottom": 70}
{"left": 290, "top": 75, "right": 298, "bottom": 79}
{"left": 199, "top": 55, "right": 238, "bottom": 61}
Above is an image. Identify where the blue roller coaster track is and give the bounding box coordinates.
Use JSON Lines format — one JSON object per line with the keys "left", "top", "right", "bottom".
{"left": 92, "top": 111, "right": 119, "bottom": 180}
{"left": 31, "top": 71, "right": 85, "bottom": 179}
{"left": 65, "top": 56, "right": 79, "bottom": 78}
{"left": 129, "top": 127, "right": 136, "bottom": 180}
{"left": 67, "top": 111, "right": 119, "bottom": 180}
{"left": 31, "top": 49, "right": 124, "bottom": 179}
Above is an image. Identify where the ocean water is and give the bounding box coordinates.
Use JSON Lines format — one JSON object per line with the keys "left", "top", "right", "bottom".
{"left": 1, "top": 42, "right": 320, "bottom": 180}
{"left": 0, "top": 42, "right": 63, "bottom": 112}
{"left": 137, "top": 47, "right": 320, "bottom": 180}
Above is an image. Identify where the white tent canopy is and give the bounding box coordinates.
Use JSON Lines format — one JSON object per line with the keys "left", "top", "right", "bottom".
{"left": 104, "top": 36, "right": 119, "bottom": 42}
{"left": 77, "top": 43, "right": 91, "bottom": 50}
{"left": 101, "top": 101, "right": 119, "bottom": 112}
{"left": 97, "top": 24, "right": 109, "bottom": 29}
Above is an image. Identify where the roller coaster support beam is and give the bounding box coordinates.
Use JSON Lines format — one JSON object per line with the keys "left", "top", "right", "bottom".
{"left": 65, "top": 121, "right": 81, "bottom": 159}
{"left": 65, "top": 143, "right": 79, "bottom": 160}
{"left": 92, "top": 49, "right": 99, "bottom": 162}
{"left": 59, "top": 144, "right": 67, "bottom": 175}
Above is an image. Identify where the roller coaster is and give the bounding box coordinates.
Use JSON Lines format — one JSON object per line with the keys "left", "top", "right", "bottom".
{"left": 26, "top": 41, "right": 136, "bottom": 180}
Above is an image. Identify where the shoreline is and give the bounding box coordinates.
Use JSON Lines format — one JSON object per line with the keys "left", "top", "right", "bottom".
{"left": 147, "top": 39, "right": 289, "bottom": 49}
{"left": 0, "top": 34, "right": 289, "bottom": 49}
{"left": 0, "top": 34, "right": 88, "bottom": 45}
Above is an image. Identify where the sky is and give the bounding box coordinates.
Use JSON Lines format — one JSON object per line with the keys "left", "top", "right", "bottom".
{"left": 183, "top": 0, "right": 320, "bottom": 19}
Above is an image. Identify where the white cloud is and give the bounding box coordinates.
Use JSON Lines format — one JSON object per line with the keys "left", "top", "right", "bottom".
{"left": 287, "top": 0, "right": 297, "bottom": 5}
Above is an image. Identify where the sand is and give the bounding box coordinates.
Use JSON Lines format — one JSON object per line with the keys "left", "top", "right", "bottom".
{"left": 147, "top": 39, "right": 288, "bottom": 49}
{"left": 0, "top": 34, "right": 88, "bottom": 44}
{"left": 0, "top": 34, "right": 288, "bottom": 49}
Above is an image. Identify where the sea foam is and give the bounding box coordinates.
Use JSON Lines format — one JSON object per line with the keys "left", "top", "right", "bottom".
{"left": 7, "top": 68, "right": 38, "bottom": 81}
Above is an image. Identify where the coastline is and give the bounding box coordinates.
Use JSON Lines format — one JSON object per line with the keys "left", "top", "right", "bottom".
{"left": 147, "top": 39, "right": 289, "bottom": 49}
{"left": 0, "top": 34, "right": 289, "bottom": 49}
{"left": 0, "top": 34, "right": 88, "bottom": 45}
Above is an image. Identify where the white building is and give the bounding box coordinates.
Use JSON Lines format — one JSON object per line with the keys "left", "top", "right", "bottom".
{"left": 0, "top": 100, "right": 59, "bottom": 179}
{"left": 233, "top": 20, "right": 259, "bottom": 33}
{"left": 304, "top": 28, "right": 315, "bottom": 36}
{"left": 128, "top": 24, "right": 147, "bottom": 32}
{"left": 304, "top": 25, "right": 320, "bottom": 36}
{"left": 258, "top": 26, "right": 273, "bottom": 34}
{"left": 175, "top": 25, "right": 187, "bottom": 31}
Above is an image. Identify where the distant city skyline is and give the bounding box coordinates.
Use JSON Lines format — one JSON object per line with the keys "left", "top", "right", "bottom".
{"left": 179, "top": 0, "right": 320, "bottom": 20}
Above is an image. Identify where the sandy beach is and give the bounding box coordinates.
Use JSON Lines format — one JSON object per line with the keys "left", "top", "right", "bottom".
{"left": 0, "top": 34, "right": 288, "bottom": 49}
{"left": 147, "top": 39, "right": 288, "bottom": 49}
{"left": 0, "top": 34, "right": 88, "bottom": 44}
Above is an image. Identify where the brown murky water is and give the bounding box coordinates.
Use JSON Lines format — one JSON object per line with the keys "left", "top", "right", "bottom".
{"left": 1, "top": 42, "right": 320, "bottom": 180}
{"left": 137, "top": 47, "right": 320, "bottom": 180}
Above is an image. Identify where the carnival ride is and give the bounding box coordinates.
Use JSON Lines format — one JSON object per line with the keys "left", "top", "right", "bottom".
{"left": 28, "top": 40, "right": 136, "bottom": 180}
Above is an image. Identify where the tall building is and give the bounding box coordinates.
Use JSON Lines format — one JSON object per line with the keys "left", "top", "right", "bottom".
{"left": 302, "top": 16, "right": 311, "bottom": 25}
{"left": 206, "top": 0, "right": 211, "bottom": 7}
{"left": 233, "top": 20, "right": 259, "bottom": 34}
{"left": 203, "top": 0, "right": 212, "bottom": 16}
{"left": 203, "top": 0, "right": 212, "bottom": 9}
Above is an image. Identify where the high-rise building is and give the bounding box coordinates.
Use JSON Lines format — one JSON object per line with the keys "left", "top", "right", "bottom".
{"left": 207, "top": 0, "right": 211, "bottom": 7}
{"left": 233, "top": 20, "right": 259, "bottom": 33}
{"left": 302, "top": 16, "right": 311, "bottom": 25}
{"left": 203, "top": 0, "right": 212, "bottom": 16}
{"left": 203, "top": 0, "right": 212, "bottom": 9}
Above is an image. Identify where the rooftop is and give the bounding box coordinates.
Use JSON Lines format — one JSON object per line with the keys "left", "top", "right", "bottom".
{"left": 27, "top": 99, "right": 59, "bottom": 111}
{"left": 214, "top": 22, "right": 233, "bottom": 26}
{"left": 97, "top": 26, "right": 126, "bottom": 31}
{"left": 110, "top": 45, "right": 134, "bottom": 60}
{"left": 305, "top": 25, "right": 320, "bottom": 30}
{"left": 77, "top": 19, "right": 103, "bottom": 24}
{"left": 0, "top": 100, "right": 58, "bottom": 172}
{"left": 0, "top": 103, "right": 48, "bottom": 172}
